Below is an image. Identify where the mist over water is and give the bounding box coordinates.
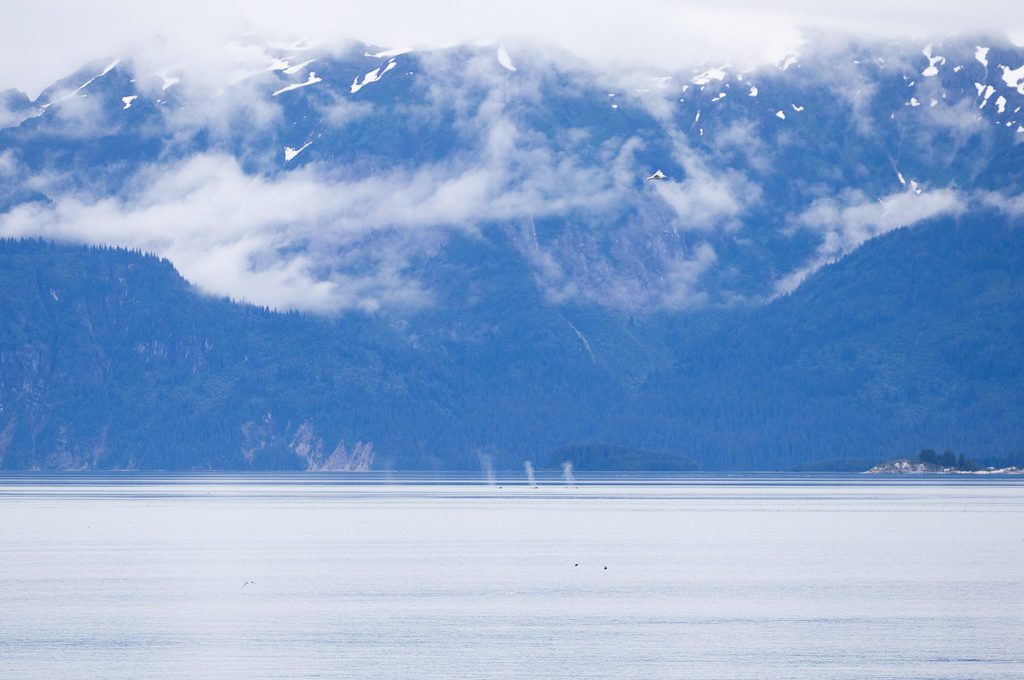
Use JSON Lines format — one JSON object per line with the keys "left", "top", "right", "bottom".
{"left": 524, "top": 461, "right": 536, "bottom": 486}
{"left": 478, "top": 454, "right": 496, "bottom": 486}
{"left": 561, "top": 460, "right": 575, "bottom": 486}
{"left": 1, "top": 473, "right": 1022, "bottom": 679}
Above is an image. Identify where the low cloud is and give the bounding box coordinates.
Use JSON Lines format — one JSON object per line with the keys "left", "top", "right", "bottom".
{"left": 652, "top": 170, "right": 755, "bottom": 231}
{"left": 0, "top": 150, "right": 16, "bottom": 177}
{"left": 1, "top": 43, "right": 739, "bottom": 314}
{"left": 5, "top": 26, "right": 1011, "bottom": 315}
{"left": 0, "top": 106, "right": 690, "bottom": 312}
{"left": 37, "top": 90, "right": 116, "bottom": 139}
{"left": 0, "top": 101, "right": 31, "bottom": 130}
{"left": 0, "top": 154, "right": 438, "bottom": 312}
{"left": 980, "top": 190, "right": 1024, "bottom": 216}
{"left": 316, "top": 94, "right": 373, "bottom": 128}
{"left": 776, "top": 187, "right": 966, "bottom": 294}
{"left": 660, "top": 243, "right": 718, "bottom": 309}
{"left": 650, "top": 128, "right": 762, "bottom": 232}
{"left": 161, "top": 78, "right": 285, "bottom": 150}
{"left": 3, "top": 0, "right": 1023, "bottom": 99}
{"left": 711, "top": 122, "right": 773, "bottom": 173}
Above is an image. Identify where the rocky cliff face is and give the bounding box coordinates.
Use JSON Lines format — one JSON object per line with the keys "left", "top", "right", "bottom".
{"left": 286, "top": 419, "right": 375, "bottom": 471}
{"left": 317, "top": 441, "right": 375, "bottom": 472}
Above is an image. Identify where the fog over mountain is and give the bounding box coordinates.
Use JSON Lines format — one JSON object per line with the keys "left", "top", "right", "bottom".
{"left": 1, "top": 24, "right": 1022, "bottom": 470}
{"left": 3, "top": 0, "right": 1023, "bottom": 96}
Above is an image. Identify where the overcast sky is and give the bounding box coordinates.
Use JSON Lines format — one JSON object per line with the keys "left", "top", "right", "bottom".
{"left": 3, "top": 0, "right": 1022, "bottom": 96}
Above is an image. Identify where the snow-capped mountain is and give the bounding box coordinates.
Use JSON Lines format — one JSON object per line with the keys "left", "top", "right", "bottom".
{"left": 3, "top": 35, "right": 1022, "bottom": 313}
{"left": 1, "top": 34, "right": 1023, "bottom": 470}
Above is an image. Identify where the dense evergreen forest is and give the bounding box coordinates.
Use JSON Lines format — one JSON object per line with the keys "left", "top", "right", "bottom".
{"left": 613, "top": 210, "right": 1024, "bottom": 470}
{"left": 1, "top": 207, "right": 1022, "bottom": 471}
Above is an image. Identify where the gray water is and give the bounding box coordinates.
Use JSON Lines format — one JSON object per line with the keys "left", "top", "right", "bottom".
{"left": 1, "top": 473, "right": 1022, "bottom": 679}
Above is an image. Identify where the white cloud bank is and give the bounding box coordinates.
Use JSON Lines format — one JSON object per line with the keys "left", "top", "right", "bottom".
{"left": 2, "top": 0, "right": 1023, "bottom": 97}
{"left": 0, "top": 131, "right": 739, "bottom": 312}
{"left": 0, "top": 140, "right": 614, "bottom": 312}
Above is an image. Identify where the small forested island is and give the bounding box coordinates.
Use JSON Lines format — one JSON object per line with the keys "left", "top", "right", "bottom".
{"left": 867, "top": 449, "right": 1024, "bottom": 475}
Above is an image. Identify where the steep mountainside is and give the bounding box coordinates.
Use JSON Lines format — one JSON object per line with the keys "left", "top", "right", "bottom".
{"left": 614, "top": 210, "right": 1024, "bottom": 469}
{"left": 0, "top": 238, "right": 633, "bottom": 469}
{"left": 2, "top": 36, "right": 1023, "bottom": 313}
{"left": 1, "top": 35, "right": 1023, "bottom": 469}
{"left": 2, "top": 210, "right": 1021, "bottom": 470}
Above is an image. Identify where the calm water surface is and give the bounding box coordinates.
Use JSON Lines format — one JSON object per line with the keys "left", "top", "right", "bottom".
{"left": 1, "top": 473, "right": 1022, "bottom": 679}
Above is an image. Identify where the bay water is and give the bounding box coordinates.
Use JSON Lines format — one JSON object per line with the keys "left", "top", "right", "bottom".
{"left": 1, "top": 473, "right": 1021, "bottom": 679}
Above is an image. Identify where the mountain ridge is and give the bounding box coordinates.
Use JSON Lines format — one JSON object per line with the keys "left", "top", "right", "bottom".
{"left": 1, "top": 35, "right": 1022, "bottom": 470}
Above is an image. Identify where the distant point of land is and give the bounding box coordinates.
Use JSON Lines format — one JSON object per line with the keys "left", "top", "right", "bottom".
{"left": 866, "top": 448, "right": 1024, "bottom": 475}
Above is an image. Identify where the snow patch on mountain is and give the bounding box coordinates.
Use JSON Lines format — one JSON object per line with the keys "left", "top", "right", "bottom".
{"left": 38, "top": 58, "right": 121, "bottom": 111}
{"left": 283, "top": 59, "right": 316, "bottom": 75}
{"left": 496, "top": 46, "right": 516, "bottom": 72}
{"left": 274, "top": 71, "right": 322, "bottom": 96}
{"left": 1001, "top": 64, "right": 1024, "bottom": 94}
{"left": 979, "top": 84, "right": 996, "bottom": 108}
{"left": 692, "top": 68, "right": 726, "bottom": 85}
{"left": 226, "top": 57, "right": 291, "bottom": 87}
{"left": 350, "top": 61, "right": 396, "bottom": 94}
{"left": 365, "top": 47, "right": 412, "bottom": 59}
{"left": 284, "top": 142, "right": 312, "bottom": 161}
{"left": 566, "top": 321, "right": 596, "bottom": 363}
{"left": 921, "top": 43, "right": 945, "bottom": 77}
